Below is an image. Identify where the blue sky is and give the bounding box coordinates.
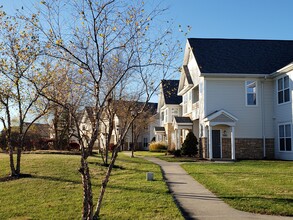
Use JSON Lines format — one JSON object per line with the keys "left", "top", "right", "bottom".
{"left": 1, "top": 0, "right": 293, "bottom": 108}
{"left": 3, "top": 0, "right": 293, "bottom": 41}
{"left": 166, "top": 0, "right": 293, "bottom": 42}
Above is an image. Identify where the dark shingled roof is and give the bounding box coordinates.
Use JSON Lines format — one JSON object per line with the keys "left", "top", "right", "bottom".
{"left": 161, "top": 80, "right": 182, "bottom": 105}
{"left": 174, "top": 116, "right": 192, "bottom": 124}
{"left": 188, "top": 38, "right": 293, "bottom": 74}
{"left": 154, "top": 127, "right": 165, "bottom": 132}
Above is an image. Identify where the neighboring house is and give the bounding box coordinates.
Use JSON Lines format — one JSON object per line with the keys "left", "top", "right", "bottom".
{"left": 130, "top": 102, "right": 158, "bottom": 150}
{"left": 79, "top": 106, "right": 99, "bottom": 148}
{"left": 155, "top": 80, "right": 182, "bottom": 149}
{"left": 174, "top": 38, "right": 293, "bottom": 160}
{"left": 23, "top": 122, "right": 50, "bottom": 139}
{"left": 79, "top": 101, "right": 158, "bottom": 151}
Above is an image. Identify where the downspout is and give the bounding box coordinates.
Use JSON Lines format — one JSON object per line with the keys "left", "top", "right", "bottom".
{"left": 261, "top": 77, "right": 266, "bottom": 158}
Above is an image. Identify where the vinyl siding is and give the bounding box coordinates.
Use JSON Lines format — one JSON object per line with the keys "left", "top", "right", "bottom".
{"left": 274, "top": 71, "right": 293, "bottom": 160}
{"left": 187, "top": 51, "right": 200, "bottom": 86}
{"left": 205, "top": 78, "right": 273, "bottom": 138}
{"left": 262, "top": 80, "right": 274, "bottom": 137}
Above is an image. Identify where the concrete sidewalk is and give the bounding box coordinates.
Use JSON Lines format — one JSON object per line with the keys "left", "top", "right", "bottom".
{"left": 142, "top": 157, "right": 291, "bottom": 220}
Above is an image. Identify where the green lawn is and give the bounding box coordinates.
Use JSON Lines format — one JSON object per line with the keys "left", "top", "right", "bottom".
{"left": 181, "top": 160, "right": 293, "bottom": 216}
{"left": 0, "top": 153, "right": 183, "bottom": 220}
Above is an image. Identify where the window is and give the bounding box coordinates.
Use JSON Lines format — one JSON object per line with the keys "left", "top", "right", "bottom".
{"left": 278, "top": 76, "right": 290, "bottom": 104}
{"left": 279, "top": 124, "right": 292, "bottom": 151}
{"left": 192, "top": 87, "right": 199, "bottom": 103}
{"left": 164, "top": 109, "right": 168, "bottom": 123}
{"left": 246, "top": 81, "right": 257, "bottom": 105}
{"left": 183, "top": 94, "right": 187, "bottom": 114}
{"left": 143, "top": 138, "right": 148, "bottom": 148}
{"left": 188, "top": 90, "right": 192, "bottom": 101}
{"left": 171, "top": 108, "right": 179, "bottom": 120}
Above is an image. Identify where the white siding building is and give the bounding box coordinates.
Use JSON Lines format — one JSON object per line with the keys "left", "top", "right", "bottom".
{"left": 174, "top": 38, "right": 293, "bottom": 160}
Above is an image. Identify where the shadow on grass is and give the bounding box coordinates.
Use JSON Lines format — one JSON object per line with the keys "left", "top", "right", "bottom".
{"left": 0, "top": 173, "right": 84, "bottom": 186}
{"left": 106, "top": 182, "right": 169, "bottom": 195}
{"left": 30, "top": 175, "right": 81, "bottom": 185}
{"left": 88, "top": 161, "right": 125, "bottom": 170}
{"left": 0, "top": 173, "right": 32, "bottom": 182}
{"left": 220, "top": 195, "right": 293, "bottom": 204}
{"left": 187, "top": 171, "right": 292, "bottom": 176}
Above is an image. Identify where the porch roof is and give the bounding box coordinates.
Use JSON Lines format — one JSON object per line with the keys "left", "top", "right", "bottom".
{"left": 154, "top": 126, "right": 166, "bottom": 133}
{"left": 173, "top": 116, "right": 193, "bottom": 130}
{"left": 204, "top": 110, "right": 238, "bottom": 127}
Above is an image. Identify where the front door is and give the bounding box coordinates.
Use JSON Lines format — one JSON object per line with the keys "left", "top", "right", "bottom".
{"left": 212, "top": 130, "right": 221, "bottom": 158}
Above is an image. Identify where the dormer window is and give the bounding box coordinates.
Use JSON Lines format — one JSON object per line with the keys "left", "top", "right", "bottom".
{"left": 278, "top": 76, "right": 290, "bottom": 104}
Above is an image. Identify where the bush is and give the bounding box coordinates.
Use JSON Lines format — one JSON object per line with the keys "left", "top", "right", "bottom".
{"left": 149, "top": 141, "right": 168, "bottom": 152}
{"left": 173, "top": 149, "right": 181, "bottom": 157}
{"left": 181, "top": 132, "right": 198, "bottom": 157}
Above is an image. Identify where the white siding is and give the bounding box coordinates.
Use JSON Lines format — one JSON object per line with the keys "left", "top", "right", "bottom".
{"left": 274, "top": 71, "right": 293, "bottom": 160}
{"left": 262, "top": 80, "right": 274, "bottom": 137}
{"left": 205, "top": 78, "right": 273, "bottom": 138}
{"left": 187, "top": 52, "right": 201, "bottom": 86}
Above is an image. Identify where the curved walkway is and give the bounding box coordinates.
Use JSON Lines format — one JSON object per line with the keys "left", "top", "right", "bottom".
{"left": 142, "top": 156, "right": 291, "bottom": 220}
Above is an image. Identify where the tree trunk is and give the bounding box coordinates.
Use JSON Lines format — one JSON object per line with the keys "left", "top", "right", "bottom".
{"left": 15, "top": 146, "right": 22, "bottom": 175}
{"left": 93, "top": 145, "right": 119, "bottom": 219}
{"left": 79, "top": 144, "right": 93, "bottom": 220}
{"left": 8, "top": 141, "right": 16, "bottom": 176}
{"left": 79, "top": 156, "right": 93, "bottom": 220}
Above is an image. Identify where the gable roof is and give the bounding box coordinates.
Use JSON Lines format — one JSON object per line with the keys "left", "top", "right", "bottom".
{"left": 204, "top": 110, "right": 238, "bottom": 127}
{"left": 154, "top": 126, "right": 165, "bottom": 132}
{"left": 174, "top": 116, "right": 193, "bottom": 124}
{"left": 188, "top": 38, "right": 293, "bottom": 74}
{"left": 161, "top": 80, "right": 182, "bottom": 105}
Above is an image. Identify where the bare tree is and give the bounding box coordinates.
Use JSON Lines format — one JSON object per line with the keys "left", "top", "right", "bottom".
{"left": 0, "top": 10, "right": 50, "bottom": 176}
{"left": 0, "top": 82, "right": 16, "bottom": 175}
{"left": 21, "top": 0, "right": 181, "bottom": 218}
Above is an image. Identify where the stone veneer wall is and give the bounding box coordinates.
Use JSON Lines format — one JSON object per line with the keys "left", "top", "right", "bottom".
{"left": 165, "top": 123, "right": 175, "bottom": 150}
{"left": 190, "top": 137, "right": 274, "bottom": 159}
{"left": 222, "top": 138, "right": 275, "bottom": 159}
{"left": 199, "top": 137, "right": 207, "bottom": 159}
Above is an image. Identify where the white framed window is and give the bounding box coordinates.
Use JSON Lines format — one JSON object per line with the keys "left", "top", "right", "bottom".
{"left": 278, "top": 76, "right": 290, "bottom": 104}
{"left": 183, "top": 94, "right": 187, "bottom": 114}
{"left": 164, "top": 109, "right": 168, "bottom": 123}
{"left": 279, "top": 124, "right": 292, "bottom": 151}
{"left": 171, "top": 108, "right": 179, "bottom": 120}
{"left": 246, "top": 81, "right": 257, "bottom": 106}
{"left": 188, "top": 90, "right": 192, "bottom": 101}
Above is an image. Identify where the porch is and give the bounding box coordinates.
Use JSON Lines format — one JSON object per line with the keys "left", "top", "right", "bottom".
{"left": 203, "top": 110, "right": 238, "bottom": 160}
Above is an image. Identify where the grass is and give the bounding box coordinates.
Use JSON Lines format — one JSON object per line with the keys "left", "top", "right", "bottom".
{"left": 181, "top": 160, "right": 293, "bottom": 216}
{"left": 0, "top": 153, "right": 183, "bottom": 220}
{"left": 134, "top": 151, "right": 197, "bottom": 162}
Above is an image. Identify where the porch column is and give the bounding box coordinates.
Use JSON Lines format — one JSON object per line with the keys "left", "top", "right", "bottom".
{"left": 177, "top": 129, "right": 181, "bottom": 150}
{"left": 208, "top": 126, "right": 213, "bottom": 159}
{"left": 231, "top": 126, "right": 235, "bottom": 160}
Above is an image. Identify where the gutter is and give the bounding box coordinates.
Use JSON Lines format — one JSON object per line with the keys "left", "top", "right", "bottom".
{"left": 200, "top": 73, "right": 271, "bottom": 78}
{"left": 261, "top": 78, "right": 266, "bottom": 158}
